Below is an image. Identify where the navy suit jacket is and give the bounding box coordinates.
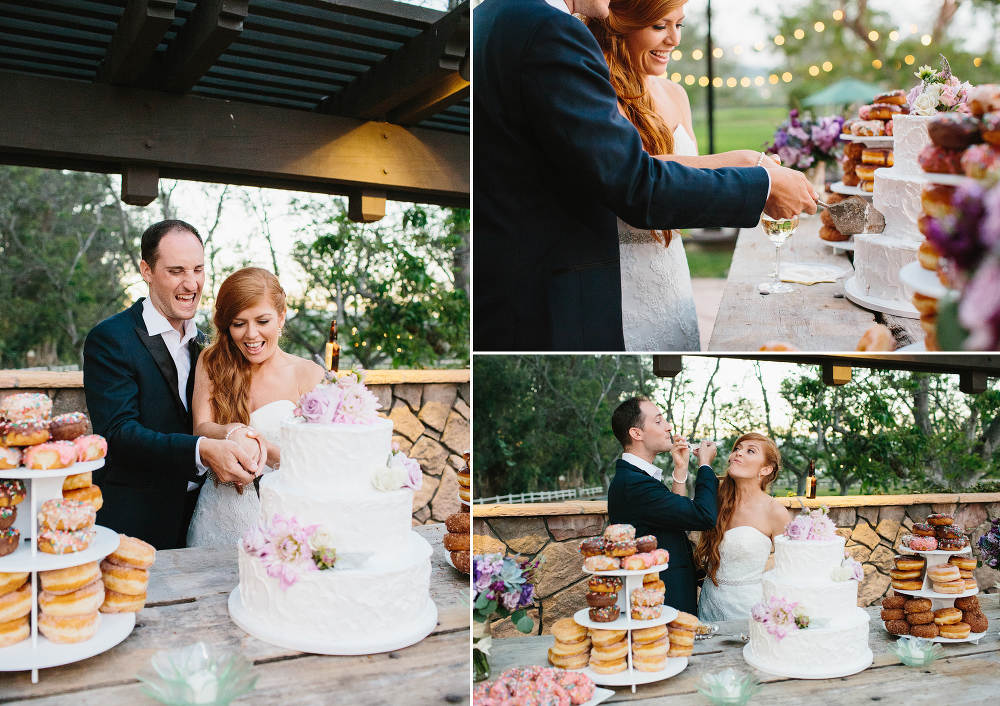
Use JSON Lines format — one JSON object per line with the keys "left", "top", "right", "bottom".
{"left": 83, "top": 298, "right": 205, "bottom": 550}
{"left": 607, "top": 460, "right": 718, "bottom": 615}
{"left": 473, "top": 0, "right": 770, "bottom": 351}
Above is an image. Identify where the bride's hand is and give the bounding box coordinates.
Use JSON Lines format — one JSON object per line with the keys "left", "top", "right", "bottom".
{"left": 229, "top": 427, "right": 265, "bottom": 476}
{"left": 670, "top": 435, "right": 690, "bottom": 472}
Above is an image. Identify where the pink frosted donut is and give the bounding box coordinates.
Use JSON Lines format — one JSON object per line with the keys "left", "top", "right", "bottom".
{"left": 557, "top": 672, "right": 595, "bottom": 705}
{"left": 622, "top": 555, "right": 645, "bottom": 570}
{"left": 584, "top": 555, "right": 620, "bottom": 572}
{"left": 635, "top": 552, "right": 655, "bottom": 568}
{"left": 23, "top": 441, "right": 77, "bottom": 470}
{"left": 603, "top": 524, "right": 636, "bottom": 542}
{"left": 37, "top": 498, "right": 95, "bottom": 531}
{"left": 631, "top": 587, "right": 665, "bottom": 607}
{"left": 73, "top": 435, "right": 107, "bottom": 462}
{"left": 0, "top": 447, "right": 21, "bottom": 470}
{"left": 909, "top": 535, "right": 938, "bottom": 551}
{"left": 0, "top": 393, "right": 52, "bottom": 422}
{"left": 631, "top": 605, "right": 663, "bottom": 620}
{"left": 650, "top": 548, "right": 670, "bottom": 566}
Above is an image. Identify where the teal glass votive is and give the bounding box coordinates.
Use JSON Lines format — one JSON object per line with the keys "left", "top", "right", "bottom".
{"left": 888, "top": 636, "right": 945, "bottom": 667}
{"left": 136, "top": 641, "right": 258, "bottom": 705}
{"left": 696, "top": 668, "right": 763, "bottom": 706}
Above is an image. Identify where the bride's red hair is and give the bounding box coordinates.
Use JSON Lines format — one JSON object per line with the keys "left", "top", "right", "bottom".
{"left": 694, "top": 432, "right": 781, "bottom": 586}
{"left": 201, "top": 267, "right": 286, "bottom": 426}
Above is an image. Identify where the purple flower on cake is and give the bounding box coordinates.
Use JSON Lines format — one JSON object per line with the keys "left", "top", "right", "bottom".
{"left": 783, "top": 515, "right": 813, "bottom": 540}
{"left": 337, "top": 381, "right": 381, "bottom": 424}
{"left": 395, "top": 452, "right": 423, "bottom": 491}
{"left": 259, "top": 514, "right": 320, "bottom": 590}
{"left": 295, "top": 384, "right": 343, "bottom": 424}
{"left": 750, "top": 597, "right": 809, "bottom": 640}
{"left": 295, "top": 365, "right": 382, "bottom": 425}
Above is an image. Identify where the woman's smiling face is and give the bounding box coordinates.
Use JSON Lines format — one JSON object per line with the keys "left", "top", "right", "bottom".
{"left": 229, "top": 299, "right": 285, "bottom": 364}
{"left": 623, "top": 8, "right": 685, "bottom": 78}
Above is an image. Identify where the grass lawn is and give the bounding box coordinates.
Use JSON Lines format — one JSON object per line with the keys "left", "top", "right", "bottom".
{"left": 691, "top": 106, "right": 787, "bottom": 154}
{"left": 682, "top": 239, "right": 734, "bottom": 278}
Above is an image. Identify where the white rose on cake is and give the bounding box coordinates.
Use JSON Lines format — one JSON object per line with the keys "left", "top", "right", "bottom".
{"left": 372, "top": 462, "right": 408, "bottom": 492}
{"left": 913, "top": 91, "right": 938, "bottom": 116}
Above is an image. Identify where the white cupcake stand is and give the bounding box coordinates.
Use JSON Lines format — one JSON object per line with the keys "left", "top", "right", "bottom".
{"left": 0, "top": 459, "right": 134, "bottom": 683}
{"left": 570, "top": 563, "right": 687, "bottom": 693}
{"left": 889, "top": 545, "right": 986, "bottom": 643}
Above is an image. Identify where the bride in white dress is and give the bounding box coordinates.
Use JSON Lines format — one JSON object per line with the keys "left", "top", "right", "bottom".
{"left": 693, "top": 433, "right": 790, "bottom": 622}
{"left": 586, "top": 0, "right": 781, "bottom": 351}
{"left": 186, "top": 267, "right": 325, "bottom": 548}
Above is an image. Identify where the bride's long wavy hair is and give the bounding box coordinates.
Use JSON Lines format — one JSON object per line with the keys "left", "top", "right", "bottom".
{"left": 201, "top": 267, "right": 286, "bottom": 427}
{"left": 585, "top": 0, "right": 688, "bottom": 247}
{"left": 694, "top": 432, "right": 781, "bottom": 586}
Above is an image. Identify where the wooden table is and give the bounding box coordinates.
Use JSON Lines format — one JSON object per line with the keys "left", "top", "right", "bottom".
{"left": 708, "top": 216, "right": 924, "bottom": 351}
{"left": 0, "top": 525, "right": 470, "bottom": 705}
{"left": 489, "top": 602, "right": 1000, "bottom": 704}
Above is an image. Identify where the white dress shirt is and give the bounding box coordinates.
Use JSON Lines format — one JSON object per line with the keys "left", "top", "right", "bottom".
{"left": 142, "top": 297, "right": 207, "bottom": 490}
{"left": 622, "top": 453, "right": 664, "bottom": 482}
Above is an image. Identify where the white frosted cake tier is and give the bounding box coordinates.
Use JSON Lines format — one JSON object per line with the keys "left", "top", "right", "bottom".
{"left": 853, "top": 232, "right": 920, "bottom": 303}
{"left": 891, "top": 114, "right": 933, "bottom": 174}
{"left": 259, "top": 472, "right": 414, "bottom": 554}
{"left": 772, "top": 535, "right": 845, "bottom": 578}
{"left": 745, "top": 610, "right": 871, "bottom": 679}
{"left": 873, "top": 168, "right": 927, "bottom": 241}
{"left": 279, "top": 417, "right": 394, "bottom": 492}
{"left": 761, "top": 573, "right": 858, "bottom": 624}
{"left": 236, "top": 531, "right": 433, "bottom": 646}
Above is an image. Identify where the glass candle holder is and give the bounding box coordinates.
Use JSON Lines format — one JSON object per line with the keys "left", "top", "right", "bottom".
{"left": 695, "top": 668, "right": 763, "bottom": 706}
{"left": 888, "top": 636, "right": 945, "bottom": 667}
{"left": 135, "top": 642, "right": 258, "bottom": 705}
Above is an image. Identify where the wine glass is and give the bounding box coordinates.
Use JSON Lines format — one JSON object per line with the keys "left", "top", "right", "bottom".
{"left": 759, "top": 214, "right": 799, "bottom": 294}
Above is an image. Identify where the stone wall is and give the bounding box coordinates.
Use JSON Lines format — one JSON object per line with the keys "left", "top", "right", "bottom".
{"left": 0, "top": 369, "right": 469, "bottom": 525}
{"left": 472, "top": 494, "right": 1000, "bottom": 638}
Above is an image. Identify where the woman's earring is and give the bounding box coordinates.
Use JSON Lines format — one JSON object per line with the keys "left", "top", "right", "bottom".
{"left": 278, "top": 327, "right": 283, "bottom": 336}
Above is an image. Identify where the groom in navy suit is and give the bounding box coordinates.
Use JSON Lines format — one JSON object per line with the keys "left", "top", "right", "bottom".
{"left": 84, "top": 220, "right": 258, "bottom": 550}
{"left": 474, "top": 0, "right": 817, "bottom": 351}
{"left": 607, "top": 396, "right": 718, "bottom": 615}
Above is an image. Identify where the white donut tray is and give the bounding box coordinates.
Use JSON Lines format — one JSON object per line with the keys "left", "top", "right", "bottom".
{"left": 898, "top": 545, "right": 972, "bottom": 556}
{"left": 880, "top": 623, "right": 988, "bottom": 645}
{"left": 583, "top": 562, "right": 668, "bottom": 577}
{"left": 0, "top": 525, "right": 120, "bottom": 572}
{"left": 573, "top": 606, "right": 678, "bottom": 632}
{"left": 0, "top": 458, "right": 106, "bottom": 480}
{"left": 830, "top": 181, "right": 875, "bottom": 199}
{"left": 839, "top": 134, "right": 894, "bottom": 146}
{"left": 899, "top": 260, "right": 952, "bottom": 300}
{"left": 572, "top": 656, "right": 688, "bottom": 687}
{"left": 824, "top": 237, "right": 855, "bottom": 253}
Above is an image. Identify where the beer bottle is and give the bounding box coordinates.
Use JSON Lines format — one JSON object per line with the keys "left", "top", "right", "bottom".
{"left": 324, "top": 319, "right": 341, "bottom": 372}
{"left": 806, "top": 459, "right": 817, "bottom": 499}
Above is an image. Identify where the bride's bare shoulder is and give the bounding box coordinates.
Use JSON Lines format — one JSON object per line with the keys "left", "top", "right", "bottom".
{"left": 767, "top": 496, "right": 791, "bottom": 532}
{"left": 288, "top": 354, "right": 326, "bottom": 392}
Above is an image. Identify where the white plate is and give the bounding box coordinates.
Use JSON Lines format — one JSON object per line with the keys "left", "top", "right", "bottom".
{"left": 921, "top": 173, "right": 973, "bottom": 186}
{"left": 890, "top": 585, "right": 979, "bottom": 599}
{"left": 0, "top": 525, "right": 120, "bottom": 573}
{"left": 824, "top": 238, "right": 855, "bottom": 251}
{"left": 0, "top": 612, "right": 135, "bottom": 671}
{"left": 582, "top": 687, "right": 615, "bottom": 706}
{"left": 840, "top": 134, "right": 894, "bottom": 146}
{"left": 898, "top": 545, "right": 972, "bottom": 556}
{"left": 576, "top": 656, "right": 688, "bottom": 686}
{"left": 829, "top": 181, "right": 875, "bottom": 198}
{"left": 0, "top": 458, "right": 105, "bottom": 480}
{"left": 573, "top": 606, "right": 678, "bottom": 631}
{"left": 881, "top": 623, "right": 988, "bottom": 644}
{"left": 443, "top": 551, "right": 468, "bottom": 574}
{"left": 899, "top": 260, "right": 952, "bottom": 299}
{"left": 583, "top": 563, "right": 668, "bottom": 577}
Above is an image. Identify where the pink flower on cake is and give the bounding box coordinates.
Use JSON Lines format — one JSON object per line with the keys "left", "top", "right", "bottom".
{"left": 242, "top": 522, "right": 268, "bottom": 556}
{"left": 783, "top": 515, "right": 812, "bottom": 540}
{"left": 392, "top": 452, "right": 423, "bottom": 491}
{"left": 751, "top": 597, "right": 809, "bottom": 640}
{"left": 807, "top": 514, "right": 836, "bottom": 540}
{"left": 295, "top": 384, "right": 342, "bottom": 424}
{"left": 259, "top": 514, "right": 320, "bottom": 590}
{"left": 337, "top": 381, "right": 381, "bottom": 424}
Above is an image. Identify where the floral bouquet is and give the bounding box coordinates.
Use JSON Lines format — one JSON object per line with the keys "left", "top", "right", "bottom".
{"left": 242, "top": 514, "right": 338, "bottom": 590}
{"left": 750, "top": 596, "right": 809, "bottom": 640}
{"left": 783, "top": 504, "right": 837, "bottom": 541}
{"left": 907, "top": 55, "right": 972, "bottom": 116}
{"left": 295, "top": 365, "right": 381, "bottom": 425}
{"left": 978, "top": 517, "right": 1000, "bottom": 569}
{"left": 472, "top": 553, "right": 544, "bottom": 681}
{"left": 765, "top": 110, "right": 845, "bottom": 170}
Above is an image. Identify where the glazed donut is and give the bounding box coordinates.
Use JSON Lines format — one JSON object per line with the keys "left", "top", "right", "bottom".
{"left": 904, "top": 598, "right": 932, "bottom": 613}
{"left": 38, "top": 528, "right": 94, "bottom": 555}
{"left": 630, "top": 587, "right": 664, "bottom": 607}
{"left": 588, "top": 605, "right": 620, "bottom": 622}
{"left": 918, "top": 145, "right": 964, "bottom": 174}
{"left": 666, "top": 643, "right": 693, "bottom": 658}
{"left": 906, "top": 610, "right": 935, "bottom": 625}
{"left": 908, "top": 536, "right": 937, "bottom": 551}
{"left": 650, "top": 548, "right": 669, "bottom": 566}
{"left": 819, "top": 225, "right": 850, "bottom": 242}
{"left": 606, "top": 539, "right": 636, "bottom": 558}
{"left": 882, "top": 595, "right": 906, "bottom": 610}
{"left": 23, "top": 441, "right": 77, "bottom": 470}
{"left": 960, "top": 143, "right": 1000, "bottom": 179}
{"left": 844, "top": 142, "right": 864, "bottom": 159}
{"left": 856, "top": 324, "right": 895, "bottom": 352}
{"left": 938, "top": 536, "right": 969, "bottom": 551}
{"left": 874, "top": 89, "right": 907, "bottom": 105}
{"left": 547, "top": 648, "right": 590, "bottom": 670}
{"left": 964, "top": 577, "right": 977, "bottom": 591}
{"left": 644, "top": 579, "right": 666, "bottom": 593}
{"left": 968, "top": 84, "right": 1000, "bottom": 117}
{"left": 0, "top": 419, "right": 49, "bottom": 447}
{"left": 48, "top": 412, "right": 89, "bottom": 441}
{"left": 894, "top": 556, "right": 925, "bottom": 572}
{"left": 589, "top": 628, "right": 626, "bottom": 646}
{"left": 62, "top": 471, "right": 92, "bottom": 491}
{"left": 633, "top": 654, "right": 667, "bottom": 673}
{"left": 632, "top": 636, "right": 669, "bottom": 657}
{"left": 578, "top": 538, "right": 605, "bottom": 557}
{"left": 0, "top": 447, "right": 21, "bottom": 470}
{"left": 917, "top": 239, "right": 941, "bottom": 271}
{"left": 603, "top": 524, "right": 635, "bottom": 542}
{"left": 0, "top": 582, "right": 31, "bottom": 623}
{"left": 636, "top": 553, "right": 655, "bottom": 568}
{"left": 588, "top": 576, "right": 623, "bottom": 594}
{"left": 550, "top": 636, "right": 591, "bottom": 656}
{"left": 910, "top": 622, "right": 939, "bottom": 639}
{"left": 588, "top": 656, "right": 627, "bottom": 674}
{"left": 38, "top": 579, "right": 104, "bottom": 617}
{"left": 39, "top": 561, "right": 101, "bottom": 595}
{"left": 591, "top": 638, "right": 628, "bottom": 662}
{"left": 622, "top": 555, "right": 646, "bottom": 571}
{"left": 861, "top": 147, "right": 892, "bottom": 165}
{"left": 0, "top": 528, "right": 20, "bottom": 557}
{"left": 0, "top": 480, "right": 25, "bottom": 508}
{"left": 980, "top": 111, "right": 1000, "bottom": 146}
{"left": 949, "top": 555, "right": 977, "bottom": 570}
{"left": 963, "top": 610, "right": 989, "bottom": 634}
{"left": 855, "top": 164, "right": 877, "bottom": 180}
{"left": 928, "top": 113, "right": 983, "bottom": 149}
{"left": 921, "top": 183, "right": 957, "bottom": 219}
{"left": 869, "top": 103, "right": 903, "bottom": 120}
{"left": 0, "top": 614, "right": 29, "bottom": 648}
{"left": 0, "top": 506, "right": 14, "bottom": 532}
{"left": 954, "top": 595, "right": 980, "bottom": 611}
{"left": 933, "top": 607, "right": 963, "bottom": 625}
{"left": 884, "top": 619, "right": 909, "bottom": 635}
{"left": 38, "top": 611, "right": 101, "bottom": 644}
{"left": 932, "top": 580, "right": 966, "bottom": 594}
{"left": 669, "top": 611, "right": 699, "bottom": 630}
{"left": 911, "top": 523, "right": 935, "bottom": 536}
{"left": 0, "top": 393, "right": 52, "bottom": 421}
{"left": 959, "top": 569, "right": 973, "bottom": 579}
{"left": 99, "top": 588, "right": 146, "bottom": 614}
{"left": 928, "top": 513, "right": 955, "bottom": 526}
{"left": 889, "top": 569, "right": 923, "bottom": 581}
{"left": 939, "top": 621, "right": 971, "bottom": 639}
{"left": 635, "top": 535, "right": 657, "bottom": 553}
{"left": 585, "top": 591, "right": 618, "bottom": 608}
{"left": 105, "top": 534, "right": 156, "bottom": 570}
{"left": 583, "top": 556, "right": 620, "bottom": 572}
{"left": 63, "top": 484, "right": 103, "bottom": 511}
{"left": 631, "top": 605, "right": 662, "bottom": 620}
{"left": 927, "top": 563, "right": 961, "bottom": 583}
{"left": 859, "top": 180, "right": 874, "bottom": 193}
{"left": 851, "top": 119, "right": 885, "bottom": 136}
{"left": 37, "top": 498, "right": 95, "bottom": 531}
{"left": 73, "top": 435, "right": 107, "bottom": 462}
{"left": 0, "top": 571, "right": 27, "bottom": 597}
{"left": 881, "top": 608, "right": 905, "bottom": 621}
{"left": 443, "top": 533, "right": 469, "bottom": 552}
{"left": 842, "top": 171, "right": 861, "bottom": 187}
{"left": 100, "top": 560, "right": 149, "bottom": 595}
{"left": 668, "top": 628, "right": 695, "bottom": 646}
{"left": 631, "top": 624, "right": 667, "bottom": 644}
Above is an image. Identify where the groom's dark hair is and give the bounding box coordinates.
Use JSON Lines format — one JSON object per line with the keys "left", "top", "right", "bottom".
{"left": 612, "top": 396, "right": 649, "bottom": 449}
{"left": 141, "top": 219, "right": 203, "bottom": 269}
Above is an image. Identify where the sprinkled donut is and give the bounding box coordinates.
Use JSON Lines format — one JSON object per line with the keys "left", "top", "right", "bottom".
{"left": 23, "top": 441, "right": 77, "bottom": 470}
{"left": 37, "top": 498, "right": 96, "bottom": 531}
{"left": 73, "top": 435, "right": 107, "bottom": 462}
{"left": 48, "top": 412, "right": 89, "bottom": 441}
{"left": 0, "top": 447, "right": 21, "bottom": 470}
{"left": 0, "top": 419, "right": 50, "bottom": 447}
{"left": 0, "top": 393, "right": 52, "bottom": 422}
{"left": 37, "top": 528, "right": 95, "bottom": 555}
{"left": 0, "top": 480, "right": 25, "bottom": 508}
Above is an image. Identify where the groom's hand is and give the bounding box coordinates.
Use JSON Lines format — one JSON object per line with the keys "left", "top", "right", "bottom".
{"left": 229, "top": 428, "right": 267, "bottom": 476}
{"left": 696, "top": 440, "right": 717, "bottom": 466}
{"left": 764, "top": 166, "right": 817, "bottom": 219}
{"left": 200, "top": 438, "right": 257, "bottom": 486}
{"left": 670, "top": 435, "right": 690, "bottom": 471}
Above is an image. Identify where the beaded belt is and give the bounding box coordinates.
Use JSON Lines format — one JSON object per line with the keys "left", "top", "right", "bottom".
{"left": 714, "top": 577, "right": 761, "bottom": 586}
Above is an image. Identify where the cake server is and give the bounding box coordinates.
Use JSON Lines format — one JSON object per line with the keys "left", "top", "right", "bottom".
{"left": 817, "top": 196, "right": 886, "bottom": 236}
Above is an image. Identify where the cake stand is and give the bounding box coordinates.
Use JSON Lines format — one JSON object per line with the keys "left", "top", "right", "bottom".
{"left": 742, "top": 642, "right": 873, "bottom": 679}
{"left": 0, "top": 459, "right": 134, "bottom": 683}
{"left": 844, "top": 275, "right": 920, "bottom": 318}
{"left": 892, "top": 545, "right": 983, "bottom": 644}
{"left": 571, "top": 564, "right": 688, "bottom": 693}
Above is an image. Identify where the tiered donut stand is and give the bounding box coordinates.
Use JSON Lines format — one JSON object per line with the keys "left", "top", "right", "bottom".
{"left": 826, "top": 133, "right": 890, "bottom": 254}
{"left": 572, "top": 562, "right": 687, "bottom": 692}
{"left": 891, "top": 544, "right": 986, "bottom": 643}
{"left": 0, "top": 459, "right": 134, "bottom": 683}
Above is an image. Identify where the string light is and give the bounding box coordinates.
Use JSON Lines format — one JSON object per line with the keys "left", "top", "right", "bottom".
{"left": 921, "top": 34, "right": 932, "bottom": 45}
{"left": 833, "top": 10, "right": 844, "bottom": 20}
{"left": 733, "top": 45, "right": 743, "bottom": 55}
{"left": 754, "top": 41, "right": 765, "bottom": 51}
{"left": 889, "top": 30, "right": 899, "bottom": 41}
{"left": 754, "top": 76, "right": 765, "bottom": 86}
{"left": 814, "top": 22, "right": 825, "bottom": 32}
{"left": 975, "top": 57, "right": 983, "bottom": 67}
{"left": 671, "top": 72, "right": 681, "bottom": 82}
{"left": 910, "top": 24, "right": 918, "bottom": 33}
{"left": 726, "top": 77, "right": 737, "bottom": 87}
{"left": 868, "top": 30, "right": 879, "bottom": 41}
{"left": 794, "top": 29, "right": 805, "bottom": 39}
{"left": 774, "top": 35, "right": 785, "bottom": 45}
{"left": 713, "top": 47, "right": 723, "bottom": 58}
{"left": 809, "top": 65, "right": 819, "bottom": 75}
{"left": 699, "top": 76, "right": 709, "bottom": 86}
{"left": 769, "top": 74, "right": 779, "bottom": 84}
{"left": 904, "top": 54, "right": 915, "bottom": 65}
{"left": 713, "top": 77, "right": 723, "bottom": 87}
{"left": 692, "top": 49, "right": 703, "bottom": 60}
{"left": 782, "top": 72, "right": 792, "bottom": 82}
{"left": 740, "top": 76, "right": 751, "bottom": 87}
{"left": 685, "top": 74, "right": 695, "bottom": 85}
{"left": 672, "top": 50, "right": 682, "bottom": 60}
{"left": 893, "top": 61, "right": 902, "bottom": 70}
{"left": 822, "top": 61, "right": 832, "bottom": 71}
{"left": 872, "top": 59, "right": 882, "bottom": 68}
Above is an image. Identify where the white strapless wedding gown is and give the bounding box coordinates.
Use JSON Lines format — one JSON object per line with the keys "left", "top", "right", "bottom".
{"left": 186, "top": 400, "right": 296, "bottom": 548}
{"left": 620, "top": 124, "right": 701, "bottom": 351}
{"left": 697, "top": 526, "right": 772, "bottom": 623}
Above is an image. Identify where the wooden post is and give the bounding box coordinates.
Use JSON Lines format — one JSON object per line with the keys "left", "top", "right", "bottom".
{"left": 348, "top": 189, "right": 387, "bottom": 223}
{"left": 121, "top": 164, "right": 160, "bottom": 206}
{"left": 822, "top": 364, "right": 852, "bottom": 386}
{"left": 652, "top": 355, "right": 683, "bottom": 378}
{"left": 960, "top": 371, "right": 987, "bottom": 394}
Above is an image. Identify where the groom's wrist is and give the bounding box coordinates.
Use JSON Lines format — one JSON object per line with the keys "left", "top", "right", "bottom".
{"left": 194, "top": 437, "right": 209, "bottom": 476}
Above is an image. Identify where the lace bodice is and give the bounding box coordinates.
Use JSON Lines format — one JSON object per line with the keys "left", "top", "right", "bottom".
{"left": 698, "top": 526, "right": 773, "bottom": 623}
{"left": 186, "top": 400, "right": 296, "bottom": 548}
{"left": 620, "top": 124, "right": 701, "bottom": 352}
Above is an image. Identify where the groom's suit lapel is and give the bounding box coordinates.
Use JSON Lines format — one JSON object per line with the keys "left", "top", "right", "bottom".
{"left": 130, "top": 300, "right": 200, "bottom": 420}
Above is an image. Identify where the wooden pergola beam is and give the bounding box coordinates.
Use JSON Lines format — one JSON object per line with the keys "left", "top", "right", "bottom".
{"left": 158, "top": 0, "right": 249, "bottom": 93}
{"left": 326, "top": 0, "right": 469, "bottom": 121}
{"left": 95, "top": 0, "right": 177, "bottom": 86}
{"left": 389, "top": 72, "right": 469, "bottom": 127}
{"left": 0, "top": 70, "right": 468, "bottom": 207}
